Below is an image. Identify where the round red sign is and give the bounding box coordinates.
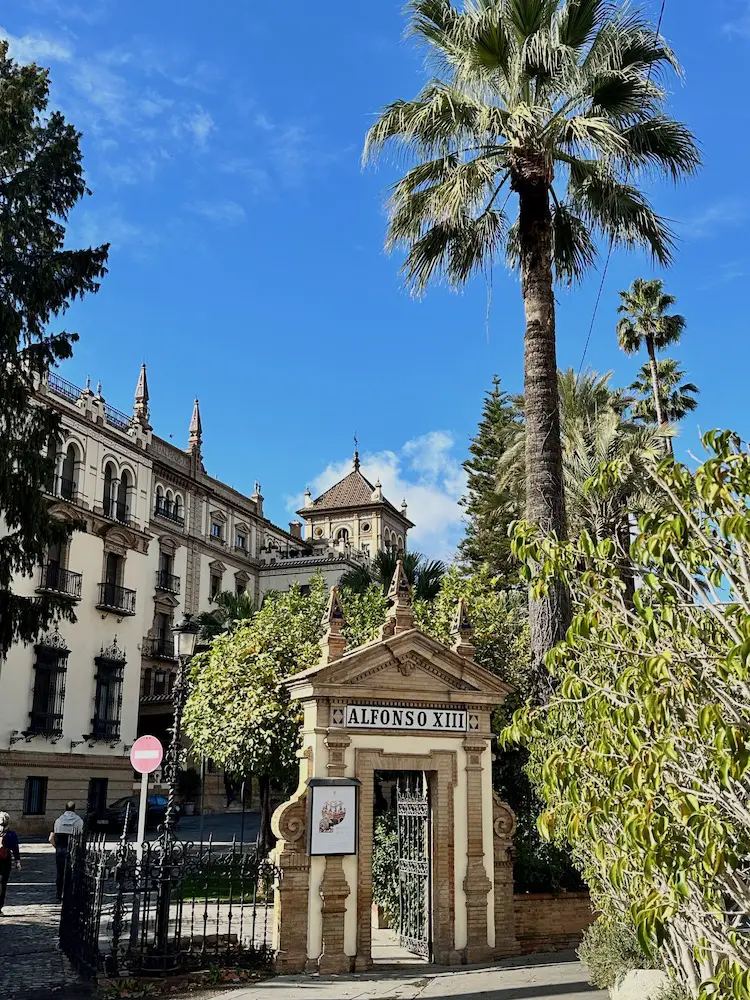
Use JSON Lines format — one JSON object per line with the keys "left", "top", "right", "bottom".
{"left": 130, "top": 735, "right": 164, "bottom": 775}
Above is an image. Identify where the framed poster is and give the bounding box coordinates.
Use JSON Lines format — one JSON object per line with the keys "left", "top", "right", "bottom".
{"left": 307, "top": 778, "right": 359, "bottom": 856}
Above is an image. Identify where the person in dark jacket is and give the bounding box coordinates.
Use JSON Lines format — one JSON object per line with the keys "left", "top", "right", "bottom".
{"left": 49, "top": 801, "right": 83, "bottom": 901}
{"left": 0, "top": 812, "right": 22, "bottom": 914}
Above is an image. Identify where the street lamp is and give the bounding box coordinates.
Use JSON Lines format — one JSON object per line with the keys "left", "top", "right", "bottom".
{"left": 162, "top": 613, "right": 199, "bottom": 837}
{"left": 153, "top": 612, "right": 200, "bottom": 968}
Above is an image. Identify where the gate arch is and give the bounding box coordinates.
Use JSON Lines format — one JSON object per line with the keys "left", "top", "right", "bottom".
{"left": 272, "top": 563, "right": 519, "bottom": 973}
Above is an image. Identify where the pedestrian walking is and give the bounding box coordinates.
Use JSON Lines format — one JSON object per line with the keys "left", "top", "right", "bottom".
{"left": 49, "top": 801, "right": 83, "bottom": 902}
{"left": 0, "top": 812, "right": 21, "bottom": 915}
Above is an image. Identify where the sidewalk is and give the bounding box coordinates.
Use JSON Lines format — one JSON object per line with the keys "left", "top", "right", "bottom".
{"left": 199, "top": 951, "right": 603, "bottom": 1000}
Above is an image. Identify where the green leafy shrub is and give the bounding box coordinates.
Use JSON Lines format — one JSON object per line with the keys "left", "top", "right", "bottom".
{"left": 578, "top": 917, "right": 657, "bottom": 989}
{"left": 372, "top": 812, "right": 400, "bottom": 926}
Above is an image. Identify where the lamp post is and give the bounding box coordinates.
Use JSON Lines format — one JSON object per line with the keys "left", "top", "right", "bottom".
{"left": 153, "top": 613, "right": 199, "bottom": 967}
{"left": 163, "top": 612, "right": 199, "bottom": 839}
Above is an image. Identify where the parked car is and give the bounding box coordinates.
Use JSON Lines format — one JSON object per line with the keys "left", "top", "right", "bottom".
{"left": 94, "top": 794, "right": 181, "bottom": 833}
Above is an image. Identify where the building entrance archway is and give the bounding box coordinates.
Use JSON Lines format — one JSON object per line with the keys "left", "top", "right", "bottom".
{"left": 271, "top": 563, "right": 520, "bottom": 974}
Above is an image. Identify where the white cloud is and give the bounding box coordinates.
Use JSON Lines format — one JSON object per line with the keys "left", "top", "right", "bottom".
{"left": 73, "top": 206, "right": 158, "bottom": 256}
{"left": 723, "top": 3, "right": 750, "bottom": 37}
{"left": 175, "top": 107, "right": 215, "bottom": 148}
{"left": 189, "top": 199, "right": 246, "bottom": 225}
{"left": 682, "top": 199, "right": 749, "bottom": 238}
{"left": 0, "top": 26, "right": 72, "bottom": 63}
{"left": 292, "top": 432, "right": 468, "bottom": 562}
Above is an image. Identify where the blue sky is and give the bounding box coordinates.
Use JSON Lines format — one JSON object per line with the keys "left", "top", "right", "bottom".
{"left": 2, "top": 1, "right": 749, "bottom": 559}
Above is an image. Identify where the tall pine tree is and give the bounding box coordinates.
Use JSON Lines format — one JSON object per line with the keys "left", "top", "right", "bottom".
{"left": 459, "top": 377, "right": 523, "bottom": 587}
{"left": 0, "top": 42, "right": 109, "bottom": 654}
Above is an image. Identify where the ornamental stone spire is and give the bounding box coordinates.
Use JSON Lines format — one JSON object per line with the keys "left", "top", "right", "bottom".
{"left": 133, "top": 363, "right": 150, "bottom": 426}
{"left": 188, "top": 398, "right": 202, "bottom": 452}
{"left": 319, "top": 586, "right": 347, "bottom": 663}
{"left": 379, "top": 559, "right": 414, "bottom": 637}
{"left": 451, "top": 596, "right": 476, "bottom": 660}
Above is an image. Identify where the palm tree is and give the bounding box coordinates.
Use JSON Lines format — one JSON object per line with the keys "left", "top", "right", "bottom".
{"left": 364, "top": 0, "right": 699, "bottom": 690}
{"left": 617, "top": 278, "right": 687, "bottom": 428}
{"left": 490, "top": 368, "right": 664, "bottom": 542}
{"left": 339, "top": 549, "right": 446, "bottom": 602}
{"left": 629, "top": 357, "right": 699, "bottom": 425}
{"left": 195, "top": 590, "right": 256, "bottom": 643}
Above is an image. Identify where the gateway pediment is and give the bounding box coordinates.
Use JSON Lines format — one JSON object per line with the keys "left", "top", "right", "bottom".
{"left": 286, "top": 628, "right": 512, "bottom": 708}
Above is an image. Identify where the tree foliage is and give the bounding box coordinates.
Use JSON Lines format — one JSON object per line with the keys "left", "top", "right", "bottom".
{"left": 364, "top": 0, "right": 699, "bottom": 687}
{"left": 0, "top": 41, "right": 108, "bottom": 654}
{"left": 630, "top": 358, "right": 699, "bottom": 426}
{"left": 339, "top": 549, "right": 446, "bottom": 602}
{"left": 195, "top": 589, "right": 256, "bottom": 643}
{"left": 459, "top": 376, "right": 524, "bottom": 586}
{"left": 505, "top": 432, "right": 750, "bottom": 999}
{"left": 617, "top": 278, "right": 687, "bottom": 431}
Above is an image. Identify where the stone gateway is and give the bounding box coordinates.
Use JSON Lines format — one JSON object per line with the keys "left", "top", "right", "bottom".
{"left": 271, "top": 562, "right": 520, "bottom": 973}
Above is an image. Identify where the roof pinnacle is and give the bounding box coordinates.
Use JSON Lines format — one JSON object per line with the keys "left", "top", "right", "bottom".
{"left": 188, "top": 398, "right": 202, "bottom": 451}
{"left": 133, "top": 362, "right": 150, "bottom": 426}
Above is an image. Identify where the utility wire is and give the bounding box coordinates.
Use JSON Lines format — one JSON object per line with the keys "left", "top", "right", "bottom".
{"left": 577, "top": 0, "right": 668, "bottom": 374}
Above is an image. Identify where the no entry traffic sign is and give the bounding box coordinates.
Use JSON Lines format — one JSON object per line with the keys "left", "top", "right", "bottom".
{"left": 130, "top": 735, "right": 163, "bottom": 775}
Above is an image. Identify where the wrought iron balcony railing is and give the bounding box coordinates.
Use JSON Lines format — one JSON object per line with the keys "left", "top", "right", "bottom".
{"left": 155, "top": 570, "right": 180, "bottom": 594}
{"left": 96, "top": 582, "right": 136, "bottom": 616}
{"left": 37, "top": 563, "right": 83, "bottom": 600}
{"left": 28, "top": 711, "right": 64, "bottom": 736}
{"left": 153, "top": 499, "right": 185, "bottom": 526}
{"left": 90, "top": 717, "right": 121, "bottom": 742}
{"left": 141, "top": 636, "right": 176, "bottom": 661}
{"left": 104, "top": 498, "right": 130, "bottom": 524}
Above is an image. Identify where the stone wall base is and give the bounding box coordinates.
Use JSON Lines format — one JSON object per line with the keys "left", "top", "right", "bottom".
{"left": 513, "top": 892, "right": 594, "bottom": 954}
{"left": 0, "top": 751, "right": 133, "bottom": 835}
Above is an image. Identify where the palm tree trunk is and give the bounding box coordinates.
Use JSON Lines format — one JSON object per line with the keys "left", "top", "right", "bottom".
{"left": 516, "top": 174, "right": 570, "bottom": 703}
{"left": 646, "top": 336, "right": 672, "bottom": 456}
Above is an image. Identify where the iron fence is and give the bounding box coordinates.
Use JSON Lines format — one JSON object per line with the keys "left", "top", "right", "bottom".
{"left": 60, "top": 828, "right": 278, "bottom": 980}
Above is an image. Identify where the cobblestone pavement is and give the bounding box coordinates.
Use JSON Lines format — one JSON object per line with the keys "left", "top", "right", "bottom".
{"left": 0, "top": 841, "right": 89, "bottom": 1000}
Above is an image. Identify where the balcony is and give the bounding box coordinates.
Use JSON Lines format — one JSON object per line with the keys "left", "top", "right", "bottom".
{"left": 104, "top": 498, "right": 130, "bottom": 525}
{"left": 153, "top": 498, "right": 185, "bottom": 527}
{"left": 140, "top": 666, "right": 176, "bottom": 702}
{"left": 90, "top": 718, "right": 121, "bottom": 742}
{"left": 96, "top": 582, "right": 136, "bottom": 616}
{"left": 155, "top": 570, "right": 180, "bottom": 594}
{"left": 45, "top": 475, "right": 77, "bottom": 502}
{"left": 37, "top": 563, "right": 83, "bottom": 600}
{"left": 28, "top": 711, "right": 64, "bottom": 737}
{"left": 141, "top": 636, "right": 176, "bottom": 661}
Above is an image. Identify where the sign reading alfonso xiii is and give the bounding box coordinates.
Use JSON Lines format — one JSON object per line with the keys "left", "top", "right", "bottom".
{"left": 345, "top": 704, "right": 467, "bottom": 732}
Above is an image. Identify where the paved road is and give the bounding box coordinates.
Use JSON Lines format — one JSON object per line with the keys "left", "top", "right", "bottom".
{"left": 0, "top": 842, "right": 84, "bottom": 1000}
{"left": 0, "top": 811, "right": 260, "bottom": 1000}
{"left": 200, "top": 952, "right": 604, "bottom": 1000}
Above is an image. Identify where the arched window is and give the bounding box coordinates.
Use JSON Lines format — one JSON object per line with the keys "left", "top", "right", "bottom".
{"left": 336, "top": 528, "right": 349, "bottom": 543}
{"left": 45, "top": 435, "right": 58, "bottom": 494}
{"left": 60, "top": 444, "right": 77, "bottom": 500}
{"left": 166, "top": 488, "right": 174, "bottom": 503}
{"left": 175, "top": 494, "right": 183, "bottom": 518}
{"left": 397, "top": 535, "right": 404, "bottom": 552}
{"left": 116, "top": 469, "right": 130, "bottom": 523}
{"left": 103, "top": 463, "right": 116, "bottom": 517}
{"left": 384, "top": 530, "right": 391, "bottom": 550}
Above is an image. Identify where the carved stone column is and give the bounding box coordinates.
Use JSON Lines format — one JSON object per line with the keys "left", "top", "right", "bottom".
{"left": 493, "top": 792, "right": 519, "bottom": 957}
{"left": 317, "top": 733, "right": 352, "bottom": 974}
{"left": 271, "top": 748, "right": 312, "bottom": 974}
{"left": 462, "top": 737, "right": 493, "bottom": 963}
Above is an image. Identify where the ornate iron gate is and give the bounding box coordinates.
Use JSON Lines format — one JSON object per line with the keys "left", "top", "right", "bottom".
{"left": 396, "top": 773, "right": 431, "bottom": 959}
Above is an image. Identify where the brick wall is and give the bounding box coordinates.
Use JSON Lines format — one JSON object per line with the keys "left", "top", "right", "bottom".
{"left": 513, "top": 892, "right": 594, "bottom": 954}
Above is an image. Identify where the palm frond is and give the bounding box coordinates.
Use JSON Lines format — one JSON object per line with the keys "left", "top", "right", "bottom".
{"left": 569, "top": 164, "right": 676, "bottom": 264}
{"left": 621, "top": 118, "right": 702, "bottom": 181}
{"left": 550, "top": 199, "right": 597, "bottom": 283}
{"left": 400, "top": 209, "right": 508, "bottom": 292}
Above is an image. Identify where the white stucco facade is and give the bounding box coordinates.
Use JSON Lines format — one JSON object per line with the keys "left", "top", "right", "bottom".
{"left": 1, "top": 365, "right": 412, "bottom": 831}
